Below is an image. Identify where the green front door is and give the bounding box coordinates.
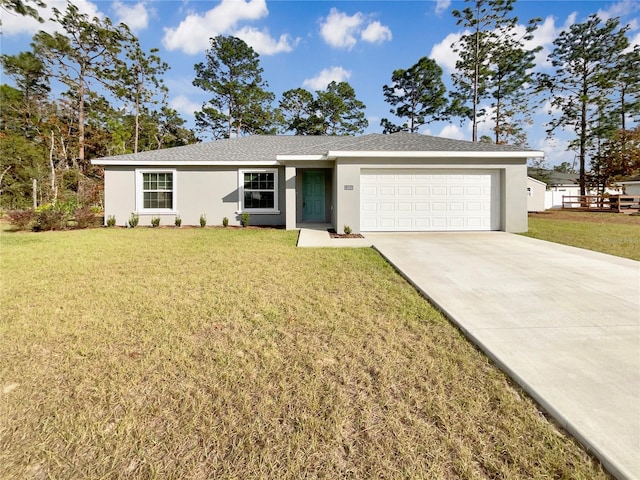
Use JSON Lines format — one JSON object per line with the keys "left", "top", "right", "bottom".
{"left": 302, "top": 171, "right": 325, "bottom": 222}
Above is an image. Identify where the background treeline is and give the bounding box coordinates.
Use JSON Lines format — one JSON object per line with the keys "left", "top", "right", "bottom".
{"left": 1, "top": 0, "right": 639, "bottom": 217}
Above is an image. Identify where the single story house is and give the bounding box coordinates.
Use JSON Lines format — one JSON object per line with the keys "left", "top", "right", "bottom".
{"left": 528, "top": 168, "right": 624, "bottom": 209}
{"left": 526, "top": 176, "right": 546, "bottom": 212}
{"left": 527, "top": 169, "right": 581, "bottom": 209}
{"left": 618, "top": 175, "right": 640, "bottom": 195}
{"left": 92, "top": 132, "right": 543, "bottom": 234}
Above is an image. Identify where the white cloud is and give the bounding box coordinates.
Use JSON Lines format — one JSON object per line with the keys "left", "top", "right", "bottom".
{"left": 627, "top": 31, "right": 640, "bottom": 49}
{"left": 170, "top": 95, "right": 202, "bottom": 117}
{"left": 539, "top": 99, "right": 563, "bottom": 116}
{"left": 320, "top": 8, "right": 363, "bottom": 50}
{"left": 533, "top": 136, "right": 575, "bottom": 167}
{"left": 112, "top": 1, "right": 150, "bottom": 33}
{"left": 597, "top": 0, "right": 640, "bottom": 21}
{"left": 439, "top": 124, "right": 465, "bottom": 140}
{"left": 319, "top": 8, "right": 391, "bottom": 50}
{"left": 302, "top": 66, "right": 351, "bottom": 90}
{"left": 0, "top": 0, "right": 102, "bottom": 36}
{"left": 162, "top": 0, "right": 268, "bottom": 54}
{"left": 474, "top": 104, "right": 496, "bottom": 137}
{"left": 431, "top": 13, "right": 573, "bottom": 73}
{"left": 435, "top": 0, "right": 451, "bottom": 15}
{"left": 234, "top": 26, "right": 299, "bottom": 55}
{"left": 525, "top": 15, "right": 560, "bottom": 70}
{"left": 429, "top": 31, "right": 463, "bottom": 73}
{"left": 361, "top": 21, "right": 392, "bottom": 44}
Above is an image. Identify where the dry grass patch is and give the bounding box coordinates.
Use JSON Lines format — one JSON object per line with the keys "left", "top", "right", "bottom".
{"left": 525, "top": 210, "right": 640, "bottom": 260}
{"left": 1, "top": 228, "right": 608, "bottom": 479}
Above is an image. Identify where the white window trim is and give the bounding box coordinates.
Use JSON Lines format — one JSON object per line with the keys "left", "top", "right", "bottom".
{"left": 135, "top": 168, "right": 178, "bottom": 214}
{"left": 237, "top": 168, "right": 280, "bottom": 214}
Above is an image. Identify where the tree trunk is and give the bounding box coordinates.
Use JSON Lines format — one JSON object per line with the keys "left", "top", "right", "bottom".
{"left": 579, "top": 95, "right": 587, "bottom": 197}
{"left": 77, "top": 67, "right": 85, "bottom": 169}
{"left": 472, "top": 28, "right": 480, "bottom": 142}
{"left": 134, "top": 84, "right": 140, "bottom": 153}
{"left": 49, "top": 130, "right": 56, "bottom": 199}
{"left": 494, "top": 72, "right": 502, "bottom": 144}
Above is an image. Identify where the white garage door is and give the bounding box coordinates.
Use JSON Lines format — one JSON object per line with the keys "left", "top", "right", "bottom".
{"left": 360, "top": 169, "right": 500, "bottom": 231}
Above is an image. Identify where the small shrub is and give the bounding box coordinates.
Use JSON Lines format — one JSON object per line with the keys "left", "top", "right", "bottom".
{"left": 222, "top": 216, "right": 229, "bottom": 227}
{"left": 128, "top": 212, "right": 139, "bottom": 228}
{"left": 199, "top": 214, "right": 206, "bottom": 228}
{"left": 343, "top": 225, "right": 352, "bottom": 235}
{"left": 151, "top": 216, "right": 160, "bottom": 228}
{"left": 73, "top": 205, "right": 96, "bottom": 229}
{"left": 7, "top": 209, "right": 34, "bottom": 230}
{"left": 33, "top": 204, "right": 66, "bottom": 231}
{"left": 241, "top": 212, "right": 250, "bottom": 227}
{"left": 106, "top": 215, "right": 116, "bottom": 227}
{"left": 175, "top": 215, "right": 182, "bottom": 227}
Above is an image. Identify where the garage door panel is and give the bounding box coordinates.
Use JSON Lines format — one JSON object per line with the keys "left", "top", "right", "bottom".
{"left": 361, "top": 201, "right": 377, "bottom": 212}
{"left": 360, "top": 169, "right": 500, "bottom": 232}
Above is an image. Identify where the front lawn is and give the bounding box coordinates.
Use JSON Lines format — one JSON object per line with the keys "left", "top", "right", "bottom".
{"left": 0, "top": 227, "right": 608, "bottom": 479}
{"left": 524, "top": 210, "right": 640, "bottom": 260}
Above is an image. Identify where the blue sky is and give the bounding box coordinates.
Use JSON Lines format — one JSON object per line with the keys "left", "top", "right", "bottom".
{"left": 1, "top": 0, "right": 639, "bottom": 166}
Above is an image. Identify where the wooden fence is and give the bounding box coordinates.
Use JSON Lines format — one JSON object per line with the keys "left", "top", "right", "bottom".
{"left": 562, "top": 195, "right": 640, "bottom": 213}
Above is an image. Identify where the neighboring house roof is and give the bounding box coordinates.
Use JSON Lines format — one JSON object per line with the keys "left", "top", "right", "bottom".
{"left": 92, "top": 132, "right": 543, "bottom": 166}
{"left": 527, "top": 176, "right": 547, "bottom": 186}
{"left": 527, "top": 168, "right": 579, "bottom": 186}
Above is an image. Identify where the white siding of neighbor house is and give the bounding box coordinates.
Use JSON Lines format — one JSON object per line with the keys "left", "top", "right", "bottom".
{"left": 622, "top": 183, "right": 640, "bottom": 195}
{"left": 103, "top": 166, "right": 286, "bottom": 227}
{"left": 544, "top": 185, "right": 624, "bottom": 209}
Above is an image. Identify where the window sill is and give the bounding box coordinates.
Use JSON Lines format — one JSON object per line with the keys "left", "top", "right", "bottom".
{"left": 236, "top": 209, "right": 281, "bottom": 215}
{"left": 137, "top": 210, "right": 178, "bottom": 215}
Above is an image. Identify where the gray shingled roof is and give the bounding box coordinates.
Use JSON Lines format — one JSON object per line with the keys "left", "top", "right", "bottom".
{"left": 92, "top": 132, "right": 540, "bottom": 165}
{"left": 527, "top": 168, "right": 579, "bottom": 185}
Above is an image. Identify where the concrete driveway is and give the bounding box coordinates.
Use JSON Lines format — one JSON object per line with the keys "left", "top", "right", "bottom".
{"left": 367, "top": 232, "right": 640, "bottom": 480}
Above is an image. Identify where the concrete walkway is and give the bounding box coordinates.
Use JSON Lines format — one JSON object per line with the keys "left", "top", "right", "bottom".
{"left": 366, "top": 232, "right": 640, "bottom": 480}
{"left": 297, "top": 224, "right": 373, "bottom": 248}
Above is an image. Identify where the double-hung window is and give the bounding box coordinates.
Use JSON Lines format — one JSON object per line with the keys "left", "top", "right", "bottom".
{"left": 239, "top": 169, "right": 279, "bottom": 213}
{"left": 136, "top": 169, "right": 176, "bottom": 212}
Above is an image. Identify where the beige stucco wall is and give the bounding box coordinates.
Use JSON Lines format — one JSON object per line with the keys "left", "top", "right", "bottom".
{"left": 334, "top": 157, "right": 529, "bottom": 234}
{"left": 104, "top": 166, "right": 285, "bottom": 227}
{"left": 527, "top": 177, "right": 547, "bottom": 212}
{"left": 105, "top": 157, "right": 531, "bottom": 232}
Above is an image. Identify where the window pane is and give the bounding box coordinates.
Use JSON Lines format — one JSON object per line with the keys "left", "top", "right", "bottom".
{"left": 144, "top": 192, "right": 173, "bottom": 209}
{"left": 244, "top": 172, "right": 274, "bottom": 190}
{"left": 244, "top": 191, "right": 274, "bottom": 209}
{"left": 142, "top": 172, "right": 173, "bottom": 209}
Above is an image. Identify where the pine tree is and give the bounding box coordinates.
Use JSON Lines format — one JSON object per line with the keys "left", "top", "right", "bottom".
{"left": 540, "top": 15, "right": 629, "bottom": 196}
{"left": 381, "top": 57, "right": 448, "bottom": 133}
{"left": 193, "top": 36, "right": 275, "bottom": 139}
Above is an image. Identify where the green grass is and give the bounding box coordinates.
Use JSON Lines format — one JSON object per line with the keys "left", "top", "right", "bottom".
{"left": 1, "top": 227, "right": 608, "bottom": 479}
{"left": 524, "top": 211, "right": 640, "bottom": 260}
